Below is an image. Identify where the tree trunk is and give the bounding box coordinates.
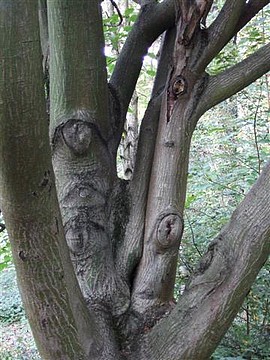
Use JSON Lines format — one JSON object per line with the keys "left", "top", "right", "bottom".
{"left": 0, "top": 1, "right": 100, "bottom": 358}
{"left": 0, "top": 0, "right": 270, "bottom": 359}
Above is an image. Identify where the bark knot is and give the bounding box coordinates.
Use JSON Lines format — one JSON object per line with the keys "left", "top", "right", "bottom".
{"left": 172, "top": 76, "right": 187, "bottom": 97}
{"left": 18, "top": 250, "right": 27, "bottom": 261}
{"left": 156, "top": 213, "right": 183, "bottom": 251}
{"left": 62, "top": 119, "right": 92, "bottom": 155}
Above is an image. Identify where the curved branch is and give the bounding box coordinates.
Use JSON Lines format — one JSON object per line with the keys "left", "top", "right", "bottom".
{"left": 108, "top": 0, "right": 123, "bottom": 26}
{"left": 195, "top": 0, "right": 269, "bottom": 73}
{"left": 144, "top": 160, "right": 270, "bottom": 359}
{"left": 197, "top": 42, "right": 270, "bottom": 117}
{"left": 109, "top": 0, "right": 175, "bottom": 120}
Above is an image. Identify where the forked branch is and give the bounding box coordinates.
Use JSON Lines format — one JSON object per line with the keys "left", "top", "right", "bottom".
{"left": 195, "top": 0, "right": 270, "bottom": 74}
{"left": 144, "top": 160, "right": 270, "bottom": 360}
{"left": 195, "top": 0, "right": 246, "bottom": 73}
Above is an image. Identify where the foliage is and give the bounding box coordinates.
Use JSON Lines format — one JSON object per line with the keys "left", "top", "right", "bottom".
{"left": 0, "top": 267, "right": 24, "bottom": 324}
{"left": 103, "top": 5, "right": 139, "bottom": 75}
{"left": 0, "top": 215, "right": 11, "bottom": 271}
{"left": 208, "top": 7, "right": 270, "bottom": 75}
{"left": 213, "top": 261, "right": 270, "bottom": 359}
{"left": 180, "top": 75, "right": 269, "bottom": 269}
{"left": 0, "top": 267, "right": 40, "bottom": 358}
{"left": 103, "top": 0, "right": 158, "bottom": 113}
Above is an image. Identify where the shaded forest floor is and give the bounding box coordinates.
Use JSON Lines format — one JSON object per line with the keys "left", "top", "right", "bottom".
{"left": 0, "top": 320, "right": 40, "bottom": 359}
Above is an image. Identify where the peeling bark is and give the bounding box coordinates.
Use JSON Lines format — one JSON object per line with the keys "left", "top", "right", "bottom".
{"left": 119, "top": 92, "right": 139, "bottom": 179}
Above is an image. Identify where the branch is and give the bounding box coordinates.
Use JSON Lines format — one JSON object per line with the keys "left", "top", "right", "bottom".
{"left": 195, "top": 0, "right": 270, "bottom": 73}
{"left": 236, "top": 0, "right": 270, "bottom": 33}
{"left": 109, "top": 0, "right": 175, "bottom": 120}
{"left": 144, "top": 159, "right": 270, "bottom": 359}
{"left": 195, "top": 0, "right": 246, "bottom": 73}
{"left": 108, "top": 0, "right": 123, "bottom": 26}
{"left": 116, "top": 28, "right": 176, "bottom": 283}
{"left": 197, "top": 42, "right": 270, "bottom": 116}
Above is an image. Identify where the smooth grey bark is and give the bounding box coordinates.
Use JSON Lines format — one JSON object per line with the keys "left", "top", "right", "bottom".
{"left": 130, "top": 0, "right": 211, "bottom": 315}
{"left": 1, "top": 0, "right": 270, "bottom": 359}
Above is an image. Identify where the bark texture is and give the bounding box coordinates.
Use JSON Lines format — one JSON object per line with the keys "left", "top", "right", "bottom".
{"left": 0, "top": 1, "right": 100, "bottom": 359}
{"left": 0, "top": 0, "right": 270, "bottom": 359}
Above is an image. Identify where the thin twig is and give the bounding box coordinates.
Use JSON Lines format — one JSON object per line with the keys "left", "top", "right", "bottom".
{"left": 202, "top": 172, "right": 245, "bottom": 196}
{"left": 223, "top": 150, "right": 260, "bottom": 175}
{"left": 185, "top": 212, "right": 202, "bottom": 257}
{"left": 108, "top": 0, "right": 123, "bottom": 26}
{"left": 253, "top": 80, "right": 263, "bottom": 174}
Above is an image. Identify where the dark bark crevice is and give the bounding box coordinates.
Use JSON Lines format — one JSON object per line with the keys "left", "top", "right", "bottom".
{"left": 110, "top": 179, "right": 131, "bottom": 259}
{"left": 107, "top": 83, "right": 123, "bottom": 157}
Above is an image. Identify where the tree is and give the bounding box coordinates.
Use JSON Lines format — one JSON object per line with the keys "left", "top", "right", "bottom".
{"left": 0, "top": 0, "right": 269, "bottom": 359}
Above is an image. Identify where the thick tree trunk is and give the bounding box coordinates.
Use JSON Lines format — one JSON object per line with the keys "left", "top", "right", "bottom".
{"left": 0, "top": 1, "right": 100, "bottom": 359}
{"left": 0, "top": 0, "right": 270, "bottom": 359}
{"left": 47, "top": 0, "right": 130, "bottom": 357}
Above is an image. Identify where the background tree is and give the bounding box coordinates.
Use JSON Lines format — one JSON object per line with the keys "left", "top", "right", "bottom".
{"left": 0, "top": 0, "right": 269, "bottom": 359}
